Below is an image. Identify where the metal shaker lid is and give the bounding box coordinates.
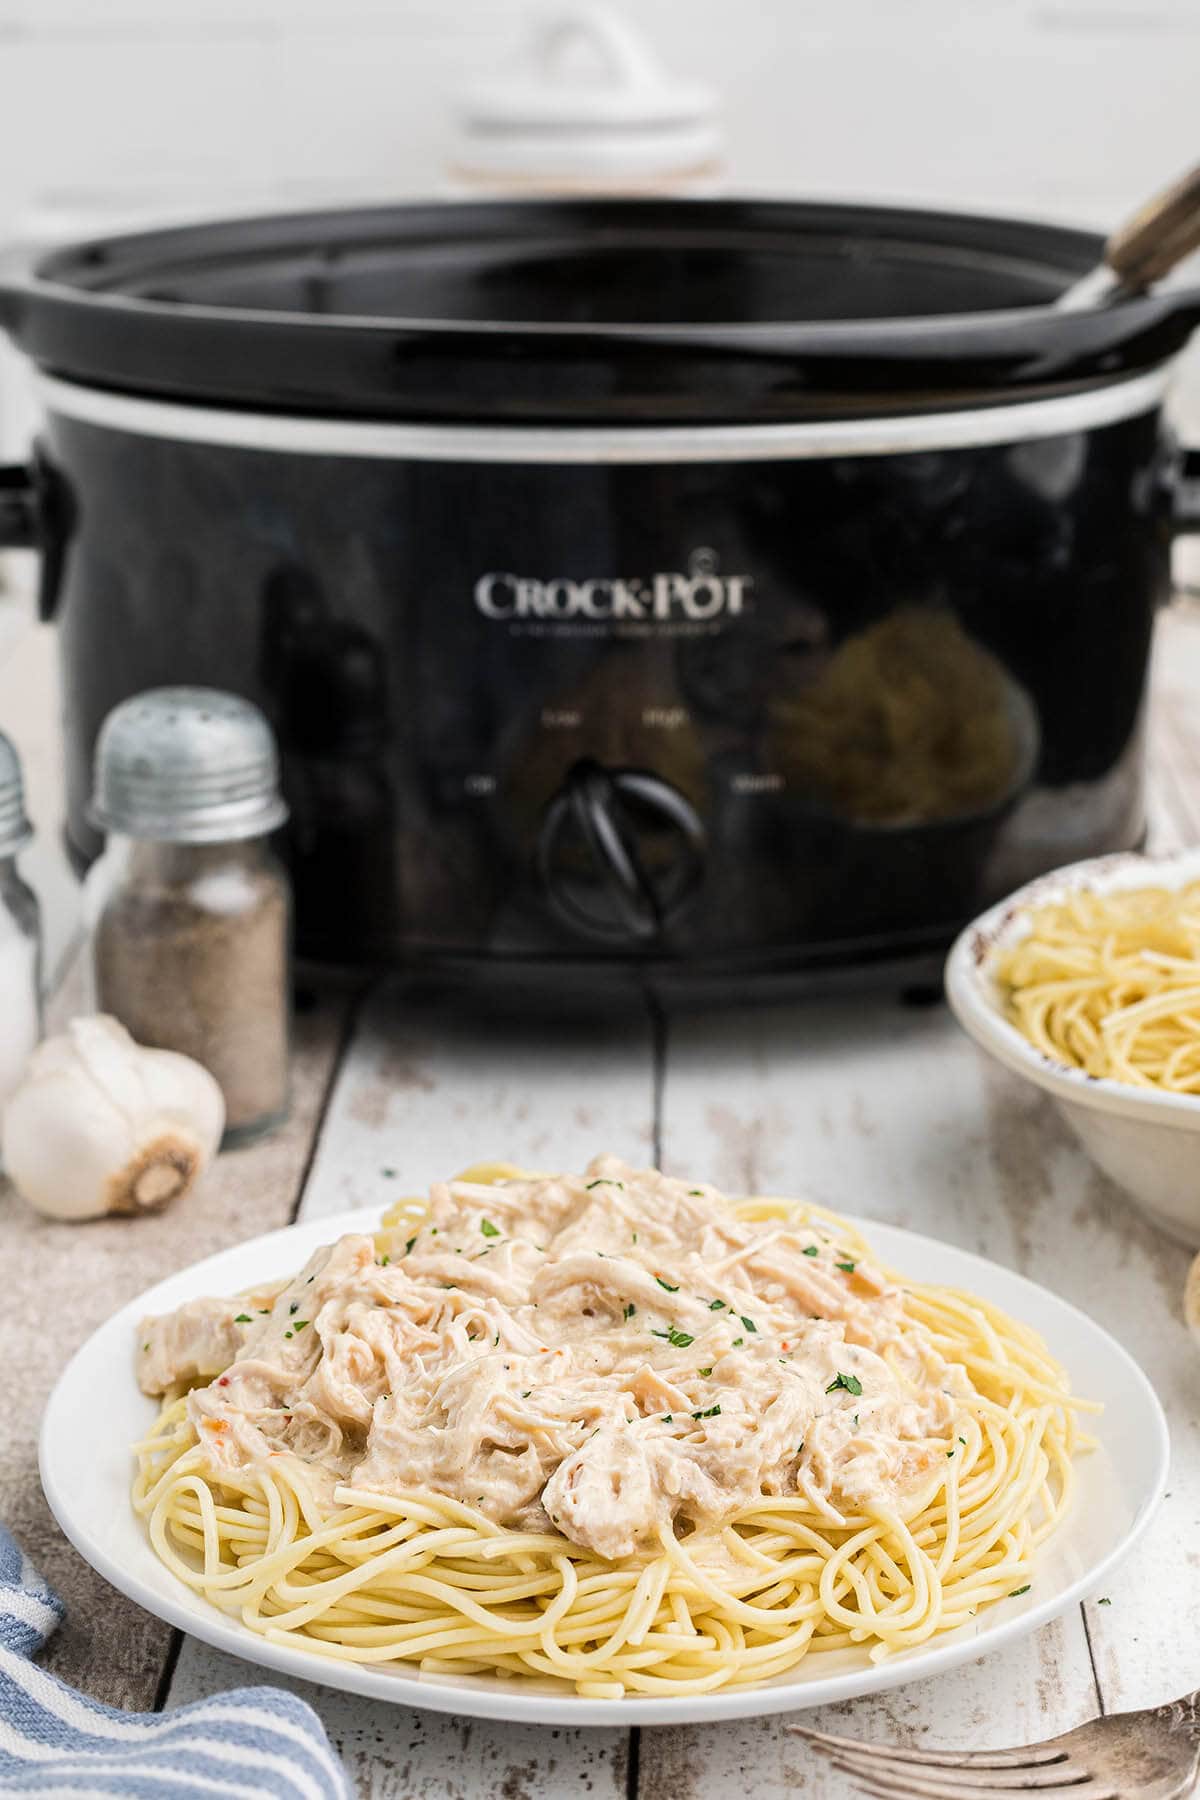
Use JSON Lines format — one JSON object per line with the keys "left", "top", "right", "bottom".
{"left": 0, "top": 729, "right": 33, "bottom": 858}
{"left": 90, "top": 686, "right": 289, "bottom": 844}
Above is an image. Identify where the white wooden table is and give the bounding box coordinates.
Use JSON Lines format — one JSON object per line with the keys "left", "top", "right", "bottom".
{"left": 5, "top": 611, "right": 1200, "bottom": 1799}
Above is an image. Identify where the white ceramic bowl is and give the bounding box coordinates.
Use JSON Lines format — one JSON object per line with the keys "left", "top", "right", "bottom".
{"left": 946, "top": 847, "right": 1200, "bottom": 1247}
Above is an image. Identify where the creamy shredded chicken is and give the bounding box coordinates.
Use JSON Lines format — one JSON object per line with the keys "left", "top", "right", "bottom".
{"left": 137, "top": 1158, "right": 965, "bottom": 1558}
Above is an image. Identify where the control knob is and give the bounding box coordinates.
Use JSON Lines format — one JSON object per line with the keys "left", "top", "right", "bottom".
{"left": 537, "top": 759, "right": 705, "bottom": 944}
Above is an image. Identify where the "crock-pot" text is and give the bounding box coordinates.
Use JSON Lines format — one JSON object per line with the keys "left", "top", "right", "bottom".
{"left": 474, "top": 567, "right": 753, "bottom": 624}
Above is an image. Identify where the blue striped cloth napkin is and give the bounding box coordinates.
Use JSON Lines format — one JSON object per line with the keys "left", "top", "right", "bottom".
{"left": 0, "top": 1524, "right": 352, "bottom": 1798}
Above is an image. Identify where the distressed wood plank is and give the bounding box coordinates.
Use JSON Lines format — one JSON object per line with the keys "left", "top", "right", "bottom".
{"left": 1149, "top": 609, "right": 1200, "bottom": 846}
{"left": 166, "top": 1663, "right": 629, "bottom": 1800}
{"left": 295, "top": 984, "right": 659, "bottom": 1222}
{"left": 639, "top": 1618, "right": 1087, "bottom": 1800}
{"left": 0, "top": 969, "right": 349, "bottom": 1708}
{"left": 1056, "top": 1183, "right": 1197, "bottom": 1716}
{"left": 166, "top": 980, "right": 655, "bottom": 1798}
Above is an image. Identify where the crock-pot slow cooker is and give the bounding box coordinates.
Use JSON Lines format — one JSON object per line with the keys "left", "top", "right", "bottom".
{"left": 1, "top": 198, "right": 1198, "bottom": 983}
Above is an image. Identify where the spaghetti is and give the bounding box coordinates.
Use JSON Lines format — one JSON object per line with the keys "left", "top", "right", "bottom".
{"left": 132, "top": 1160, "right": 1087, "bottom": 1697}
{"left": 995, "top": 879, "right": 1200, "bottom": 1092}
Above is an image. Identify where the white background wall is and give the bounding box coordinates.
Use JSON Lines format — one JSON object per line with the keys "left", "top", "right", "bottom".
{"left": 0, "top": 0, "right": 1196, "bottom": 227}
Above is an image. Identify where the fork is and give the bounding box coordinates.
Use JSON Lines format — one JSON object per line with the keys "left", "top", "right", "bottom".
{"left": 791, "top": 1691, "right": 1200, "bottom": 1799}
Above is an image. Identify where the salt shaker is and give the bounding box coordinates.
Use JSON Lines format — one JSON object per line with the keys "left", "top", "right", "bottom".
{"left": 85, "top": 688, "right": 292, "bottom": 1146}
{"left": 0, "top": 730, "right": 41, "bottom": 1115}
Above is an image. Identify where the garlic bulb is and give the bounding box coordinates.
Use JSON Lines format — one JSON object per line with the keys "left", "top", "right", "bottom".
{"left": 1, "top": 1015, "right": 224, "bottom": 1221}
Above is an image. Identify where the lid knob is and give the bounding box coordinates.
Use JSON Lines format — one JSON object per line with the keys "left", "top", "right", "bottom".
{"left": 91, "top": 686, "right": 289, "bottom": 844}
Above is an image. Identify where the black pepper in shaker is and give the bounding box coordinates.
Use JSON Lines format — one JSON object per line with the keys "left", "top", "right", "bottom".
{"left": 85, "top": 687, "right": 292, "bottom": 1147}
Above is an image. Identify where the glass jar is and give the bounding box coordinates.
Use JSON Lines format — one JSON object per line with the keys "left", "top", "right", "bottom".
{"left": 0, "top": 730, "right": 41, "bottom": 1116}
{"left": 85, "top": 688, "right": 292, "bottom": 1146}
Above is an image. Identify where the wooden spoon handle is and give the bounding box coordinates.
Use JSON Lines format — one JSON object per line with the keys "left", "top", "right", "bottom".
{"left": 1106, "top": 162, "right": 1200, "bottom": 291}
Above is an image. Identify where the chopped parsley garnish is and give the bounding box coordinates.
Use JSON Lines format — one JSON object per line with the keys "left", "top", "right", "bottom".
{"left": 234, "top": 1313, "right": 252, "bottom": 1324}
{"left": 379, "top": 1254, "right": 390, "bottom": 1266}
{"left": 836, "top": 1261, "right": 856, "bottom": 1274}
{"left": 947, "top": 1449, "right": 954, "bottom": 1458}
{"left": 826, "top": 1371, "right": 863, "bottom": 1397}
{"left": 656, "top": 1277, "right": 679, "bottom": 1292}
{"left": 1097, "top": 1596, "right": 1111, "bottom": 1605}
{"left": 740, "top": 1315, "right": 757, "bottom": 1333}
{"left": 698, "top": 1366, "right": 712, "bottom": 1377}
{"left": 662, "top": 1413, "right": 673, "bottom": 1424}
{"left": 688, "top": 1189, "right": 704, "bottom": 1196}
{"left": 732, "top": 1336, "right": 744, "bottom": 1347}
{"left": 692, "top": 1404, "right": 721, "bottom": 1420}
{"left": 381, "top": 1167, "right": 396, "bottom": 1178}
{"left": 802, "top": 1245, "right": 819, "bottom": 1257}
{"left": 521, "top": 1390, "right": 531, "bottom": 1398}
{"left": 708, "top": 1298, "right": 726, "bottom": 1311}
{"left": 289, "top": 1302, "right": 299, "bottom": 1315}
{"left": 631, "top": 1232, "right": 638, "bottom": 1244}
{"left": 293, "top": 1320, "right": 308, "bottom": 1332}
{"left": 1009, "top": 1585, "right": 1031, "bottom": 1597}
{"left": 586, "top": 1178, "right": 624, "bottom": 1189}
{"left": 797, "top": 1440, "right": 805, "bottom": 1455}
{"left": 284, "top": 1330, "right": 293, "bottom": 1340}
{"left": 623, "top": 1303, "right": 636, "bottom": 1319}
{"left": 405, "top": 1236, "right": 417, "bottom": 1255}
{"left": 493, "top": 1333, "right": 500, "bottom": 1346}
{"left": 257, "top": 1309, "right": 270, "bottom": 1316}
{"left": 651, "top": 1324, "right": 695, "bottom": 1348}
{"left": 958, "top": 1436, "right": 967, "bottom": 1445}
{"left": 480, "top": 1218, "right": 500, "bottom": 1238}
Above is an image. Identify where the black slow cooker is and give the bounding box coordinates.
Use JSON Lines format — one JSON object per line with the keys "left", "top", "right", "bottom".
{"left": 1, "top": 198, "right": 1198, "bottom": 984}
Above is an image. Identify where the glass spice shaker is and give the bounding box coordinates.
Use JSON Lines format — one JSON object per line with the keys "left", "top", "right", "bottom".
{"left": 0, "top": 729, "right": 42, "bottom": 1116}
{"left": 84, "top": 687, "right": 292, "bottom": 1147}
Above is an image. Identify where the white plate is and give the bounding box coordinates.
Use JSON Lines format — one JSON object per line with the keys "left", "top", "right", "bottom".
{"left": 40, "top": 1205, "right": 1168, "bottom": 1727}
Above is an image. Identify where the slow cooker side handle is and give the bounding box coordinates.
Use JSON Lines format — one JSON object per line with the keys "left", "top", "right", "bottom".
{"left": 0, "top": 463, "right": 37, "bottom": 545}
{"left": 0, "top": 448, "right": 68, "bottom": 622}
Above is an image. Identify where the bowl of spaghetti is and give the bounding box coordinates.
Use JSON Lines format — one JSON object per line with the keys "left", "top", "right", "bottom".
{"left": 946, "top": 847, "right": 1200, "bottom": 1245}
